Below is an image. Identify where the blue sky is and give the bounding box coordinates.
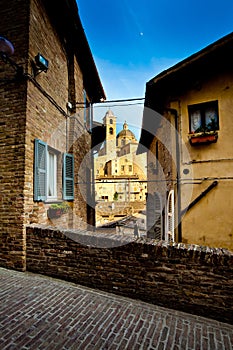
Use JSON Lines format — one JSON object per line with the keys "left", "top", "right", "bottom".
{"left": 77, "top": 0, "right": 233, "bottom": 137}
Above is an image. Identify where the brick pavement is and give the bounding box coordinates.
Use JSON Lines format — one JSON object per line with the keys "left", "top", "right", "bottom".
{"left": 0, "top": 267, "right": 232, "bottom": 350}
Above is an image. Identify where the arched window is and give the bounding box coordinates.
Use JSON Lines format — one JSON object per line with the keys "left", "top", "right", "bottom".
{"left": 109, "top": 127, "right": 113, "bottom": 135}
{"left": 109, "top": 119, "right": 113, "bottom": 124}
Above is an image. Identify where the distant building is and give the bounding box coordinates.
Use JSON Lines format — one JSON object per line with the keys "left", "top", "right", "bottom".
{"left": 95, "top": 110, "right": 147, "bottom": 205}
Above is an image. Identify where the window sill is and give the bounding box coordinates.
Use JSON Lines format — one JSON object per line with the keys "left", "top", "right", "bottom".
{"left": 188, "top": 131, "right": 218, "bottom": 146}
{"left": 45, "top": 200, "right": 63, "bottom": 204}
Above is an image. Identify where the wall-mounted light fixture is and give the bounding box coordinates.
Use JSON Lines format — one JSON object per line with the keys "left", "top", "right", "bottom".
{"left": 33, "top": 53, "right": 49, "bottom": 76}
{"left": 0, "top": 36, "right": 24, "bottom": 77}
{"left": 0, "top": 36, "right": 14, "bottom": 56}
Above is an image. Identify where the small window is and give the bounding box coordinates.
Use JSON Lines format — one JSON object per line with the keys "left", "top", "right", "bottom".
{"left": 34, "top": 139, "right": 74, "bottom": 202}
{"left": 109, "top": 119, "right": 113, "bottom": 124}
{"left": 109, "top": 127, "right": 113, "bottom": 135}
{"left": 128, "top": 165, "right": 132, "bottom": 172}
{"left": 188, "top": 100, "right": 219, "bottom": 133}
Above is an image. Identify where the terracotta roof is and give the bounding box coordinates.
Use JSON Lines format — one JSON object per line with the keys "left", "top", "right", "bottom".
{"left": 117, "top": 129, "right": 136, "bottom": 139}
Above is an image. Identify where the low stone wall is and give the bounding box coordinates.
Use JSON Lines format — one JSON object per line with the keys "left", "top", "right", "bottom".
{"left": 26, "top": 225, "right": 233, "bottom": 324}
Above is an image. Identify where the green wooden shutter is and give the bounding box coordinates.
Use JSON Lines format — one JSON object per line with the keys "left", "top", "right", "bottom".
{"left": 63, "top": 153, "right": 74, "bottom": 200}
{"left": 34, "top": 139, "right": 47, "bottom": 201}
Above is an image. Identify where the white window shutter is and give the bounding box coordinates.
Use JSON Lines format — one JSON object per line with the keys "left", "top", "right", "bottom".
{"left": 166, "top": 190, "right": 175, "bottom": 242}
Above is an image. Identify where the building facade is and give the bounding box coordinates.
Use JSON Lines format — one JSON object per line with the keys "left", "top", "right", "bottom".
{"left": 0, "top": 0, "right": 105, "bottom": 270}
{"left": 139, "top": 32, "right": 233, "bottom": 250}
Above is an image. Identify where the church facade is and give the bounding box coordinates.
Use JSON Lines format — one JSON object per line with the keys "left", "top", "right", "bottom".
{"left": 94, "top": 110, "right": 147, "bottom": 203}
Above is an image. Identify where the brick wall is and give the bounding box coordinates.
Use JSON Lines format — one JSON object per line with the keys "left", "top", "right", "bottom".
{"left": 0, "top": 0, "right": 94, "bottom": 270}
{"left": 25, "top": 0, "right": 91, "bottom": 229}
{"left": 0, "top": 0, "right": 29, "bottom": 270}
{"left": 26, "top": 225, "right": 233, "bottom": 324}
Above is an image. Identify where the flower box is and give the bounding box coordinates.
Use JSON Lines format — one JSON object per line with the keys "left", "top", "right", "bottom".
{"left": 188, "top": 131, "right": 218, "bottom": 146}
{"left": 47, "top": 202, "right": 70, "bottom": 219}
{"left": 47, "top": 208, "right": 63, "bottom": 219}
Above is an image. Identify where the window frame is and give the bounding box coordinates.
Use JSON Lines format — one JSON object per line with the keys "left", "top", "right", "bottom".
{"left": 34, "top": 139, "right": 74, "bottom": 202}
{"left": 188, "top": 100, "right": 219, "bottom": 133}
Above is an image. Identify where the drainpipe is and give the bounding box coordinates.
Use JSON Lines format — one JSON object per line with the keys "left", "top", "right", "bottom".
{"left": 167, "top": 108, "right": 182, "bottom": 242}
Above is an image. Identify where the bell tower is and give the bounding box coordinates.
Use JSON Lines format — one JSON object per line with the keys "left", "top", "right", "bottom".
{"left": 103, "top": 110, "right": 117, "bottom": 157}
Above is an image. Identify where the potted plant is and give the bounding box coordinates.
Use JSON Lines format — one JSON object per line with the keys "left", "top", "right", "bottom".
{"left": 188, "top": 118, "right": 218, "bottom": 145}
{"left": 47, "top": 202, "right": 70, "bottom": 219}
{"left": 189, "top": 130, "right": 218, "bottom": 145}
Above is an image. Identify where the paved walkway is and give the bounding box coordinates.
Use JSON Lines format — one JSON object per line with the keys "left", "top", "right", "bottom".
{"left": 0, "top": 268, "right": 232, "bottom": 350}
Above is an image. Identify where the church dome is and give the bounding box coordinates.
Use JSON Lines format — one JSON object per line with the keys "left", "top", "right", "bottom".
{"left": 116, "top": 121, "right": 136, "bottom": 140}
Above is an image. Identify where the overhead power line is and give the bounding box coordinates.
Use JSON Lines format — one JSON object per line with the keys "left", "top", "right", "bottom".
{"left": 76, "top": 97, "right": 145, "bottom": 106}
{"left": 94, "top": 97, "right": 145, "bottom": 104}
{"left": 94, "top": 102, "right": 144, "bottom": 108}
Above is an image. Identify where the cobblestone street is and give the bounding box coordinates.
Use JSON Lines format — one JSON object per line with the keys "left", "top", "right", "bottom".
{"left": 0, "top": 267, "right": 232, "bottom": 350}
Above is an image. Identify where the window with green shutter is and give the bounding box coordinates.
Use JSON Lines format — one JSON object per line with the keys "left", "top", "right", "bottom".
{"left": 34, "top": 139, "right": 74, "bottom": 202}
{"left": 63, "top": 153, "right": 74, "bottom": 200}
{"left": 34, "top": 139, "right": 47, "bottom": 201}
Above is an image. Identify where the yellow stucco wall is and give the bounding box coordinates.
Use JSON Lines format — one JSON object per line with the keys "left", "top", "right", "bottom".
{"left": 171, "top": 70, "right": 233, "bottom": 251}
